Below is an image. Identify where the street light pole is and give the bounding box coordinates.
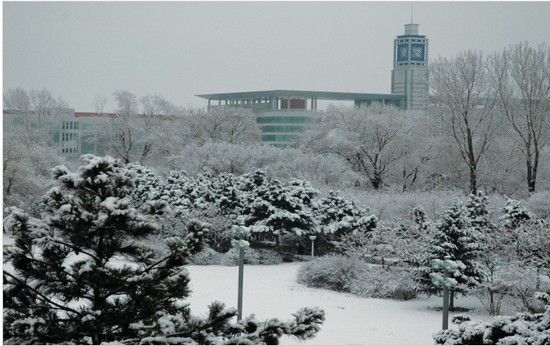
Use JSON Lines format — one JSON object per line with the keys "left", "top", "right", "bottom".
{"left": 442, "top": 263, "right": 450, "bottom": 330}
{"left": 309, "top": 235, "right": 317, "bottom": 259}
{"left": 232, "top": 224, "right": 248, "bottom": 321}
{"left": 237, "top": 237, "right": 244, "bottom": 320}
{"left": 430, "top": 255, "right": 460, "bottom": 330}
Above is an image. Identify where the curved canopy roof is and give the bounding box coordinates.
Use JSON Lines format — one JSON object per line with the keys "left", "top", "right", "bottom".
{"left": 196, "top": 89, "right": 404, "bottom": 102}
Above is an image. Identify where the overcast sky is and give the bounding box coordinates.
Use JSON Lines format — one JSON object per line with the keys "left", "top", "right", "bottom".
{"left": 4, "top": 1, "right": 550, "bottom": 111}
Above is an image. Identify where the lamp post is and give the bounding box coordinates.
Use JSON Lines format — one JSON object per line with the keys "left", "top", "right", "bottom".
{"left": 309, "top": 235, "right": 317, "bottom": 259}
{"left": 430, "top": 256, "right": 459, "bottom": 330}
{"left": 231, "top": 224, "right": 249, "bottom": 320}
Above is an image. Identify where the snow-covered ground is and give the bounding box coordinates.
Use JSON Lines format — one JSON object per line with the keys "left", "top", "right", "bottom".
{"left": 184, "top": 263, "right": 491, "bottom": 345}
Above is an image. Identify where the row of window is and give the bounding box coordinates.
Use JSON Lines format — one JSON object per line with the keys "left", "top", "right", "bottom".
{"left": 395, "top": 62, "right": 427, "bottom": 66}
{"left": 261, "top": 125, "right": 305, "bottom": 133}
{"left": 262, "top": 134, "right": 297, "bottom": 142}
{"left": 257, "top": 116, "right": 312, "bottom": 124}
{"left": 397, "top": 38, "right": 426, "bottom": 43}
{"left": 61, "top": 146, "right": 79, "bottom": 154}
{"left": 62, "top": 133, "right": 79, "bottom": 142}
{"left": 62, "top": 121, "right": 79, "bottom": 130}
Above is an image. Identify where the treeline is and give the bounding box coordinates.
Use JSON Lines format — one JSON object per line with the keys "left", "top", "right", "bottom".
{"left": 3, "top": 42, "right": 550, "bottom": 210}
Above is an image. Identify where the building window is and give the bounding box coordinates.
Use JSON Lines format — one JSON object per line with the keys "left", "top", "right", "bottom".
{"left": 257, "top": 116, "right": 312, "bottom": 124}
{"left": 62, "top": 133, "right": 79, "bottom": 142}
{"left": 261, "top": 125, "right": 305, "bottom": 133}
{"left": 61, "top": 146, "right": 78, "bottom": 154}
{"left": 62, "top": 121, "right": 79, "bottom": 130}
{"left": 262, "top": 134, "right": 297, "bottom": 142}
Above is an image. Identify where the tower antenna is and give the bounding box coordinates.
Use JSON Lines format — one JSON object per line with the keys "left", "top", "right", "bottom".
{"left": 411, "top": 6, "right": 414, "bottom": 23}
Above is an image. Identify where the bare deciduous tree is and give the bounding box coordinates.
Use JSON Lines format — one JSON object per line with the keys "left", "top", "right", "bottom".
{"left": 491, "top": 42, "right": 550, "bottom": 193}
{"left": 138, "top": 94, "right": 174, "bottom": 163}
{"left": 3, "top": 88, "right": 67, "bottom": 146}
{"left": 186, "top": 106, "right": 260, "bottom": 144}
{"left": 91, "top": 91, "right": 181, "bottom": 164}
{"left": 103, "top": 90, "right": 138, "bottom": 163}
{"left": 430, "top": 51, "right": 499, "bottom": 194}
{"left": 303, "top": 104, "right": 414, "bottom": 190}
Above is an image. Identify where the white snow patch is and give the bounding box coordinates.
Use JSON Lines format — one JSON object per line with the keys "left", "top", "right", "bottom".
{"left": 184, "top": 262, "right": 491, "bottom": 345}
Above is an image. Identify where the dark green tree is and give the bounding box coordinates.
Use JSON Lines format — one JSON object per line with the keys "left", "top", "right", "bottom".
{"left": 241, "top": 176, "right": 319, "bottom": 246}
{"left": 412, "top": 200, "right": 483, "bottom": 309}
{"left": 501, "top": 197, "right": 534, "bottom": 229}
{"left": 314, "top": 190, "right": 373, "bottom": 240}
{"left": 465, "top": 193, "right": 493, "bottom": 233}
{"left": 3, "top": 155, "right": 325, "bottom": 345}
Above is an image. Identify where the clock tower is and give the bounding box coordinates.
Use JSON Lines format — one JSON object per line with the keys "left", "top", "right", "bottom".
{"left": 391, "top": 23, "right": 429, "bottom": 112}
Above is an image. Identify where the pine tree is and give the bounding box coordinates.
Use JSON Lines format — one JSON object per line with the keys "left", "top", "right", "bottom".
{"left": 126, "top": 162, "right": 164, "bottom": 209}
{"left": 242, "top": 177, "right": 319, "bottom": 245}
{"left": 162, "top": 169, "right": 193, "bottom": 214}
{"left": 317, "top": 190, "right": 378, "bottom": 256}
{"left": 210, "top": 172, "right": 243, "bottom": 214}
{"left": 465, "top": 193, "right": 493, "bottom": 234}
{"left": 314, "top": 190, "right": 373, "bottom": 240}
{"left": 3, "top": 155, "right": 325, "bottom": 345}
{"left": 412, "top": 200, "right": 483, "bottom": 309}
{"left": 501, "top": 196, "right": 534, "bottom": 229}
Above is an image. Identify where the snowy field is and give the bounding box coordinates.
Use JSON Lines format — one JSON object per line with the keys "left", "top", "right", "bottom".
{"left": 184, "top": 263, "right": 492, "bottom": 345}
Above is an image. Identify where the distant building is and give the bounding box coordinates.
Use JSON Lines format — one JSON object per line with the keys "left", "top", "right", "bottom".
{"left": 196, "top": 90, "right": 405, "bottom": 148}
{"left": 3, "top": 109, "right": 148, "bottom": 158}
{"left": 5, "top": 23, "right": 429, "bottom": 153}
{"left": 197, "top": 22, "right": 429, "bottom": 147}
{"left": 391, "top": 23, "right": 429, "bottom": 112}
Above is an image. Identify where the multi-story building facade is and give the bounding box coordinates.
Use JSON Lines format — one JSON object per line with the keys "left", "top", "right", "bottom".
{"left": 391, "top": 23, "right": 429, "bottom": 112}
{"left": 4, "top": 108, "right": 116, "bottom": 158}
{"left": 196, "top": 90, "right": 405, "bottom": 148}
{"left": 198, "top": 22, "right": 430, "bottom": 147}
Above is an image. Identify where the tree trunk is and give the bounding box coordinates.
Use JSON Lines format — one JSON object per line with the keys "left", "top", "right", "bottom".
{"left": 466, "top": 126, "right": 478, "bottom": 195}
{"left": 449, "top": 290, "right": 455, "bottom": 311}
{"left": 527, "top": 154, "right": 538, "bottom": 194}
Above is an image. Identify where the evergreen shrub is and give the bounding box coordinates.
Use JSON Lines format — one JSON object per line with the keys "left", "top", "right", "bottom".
{"left": 298, "top": 256, "right": 417, "bottom": 300}
{"left": 525, "top": 190, "right": 550, "bottom": 221}
{"left": 297, "top": 255, "right": 366, "bottom": 292}
{"left": 189, "top": 247, "right": 223, "bottom": 265}
{"left": 349, "top": 265, "right": 417, "bottom": 300}
{"left": 433, "top": 292, "right": 550, "bottom": 345}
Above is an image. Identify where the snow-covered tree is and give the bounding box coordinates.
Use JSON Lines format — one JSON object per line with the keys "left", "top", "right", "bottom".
{"left": 168, "top": 141, "right": 360, "bottom": 189}
{"left": 470, "top": 197, "right": 549, "bottom": 315}
{"left": 93, "top": 91, "right": 179, "bottom": 164}
{"left": 185, "top": 106, "right": 260, "bottom": 145}
{"left": 412, "top": 201, "right": 483, "bottom": 309}
{"left": 241, "top": 175, "right": 319, "bottom": 245}
{"left": 317, "top": 190, "right": 378, "bottom": 257}
{"left": 3, "top": 88, "right": 68, "bottom": 146}
{"left": 491, "top": 42, "right": 550, "bottom": 193}
{"left": 302, "top": 104, "right": 416, "bottom": 190}
{"left": 434, "top": 292, "right": 550, "bottom": 345}
{"left": 3, "top": 88, "right": 70, "bottom": 210}
{"left": 430, "top": 51, "right": 500, "bottom": 194}
{"left": 3, "top": 155, "right": 325, "bottom": 344}
{"left": 314, "top": 190, "right": 373, "bottom": 239}
{"left": 465, "top": 193, "right": 494, "bottom": 233}
{"left": 3, "top": 133, "right": 65, "bottom": 211}
{"left": 501, "top": 196, "right": 534, "bottom": 229}
{"left": 126, "top": 162, "right": 165, "bottom": 208}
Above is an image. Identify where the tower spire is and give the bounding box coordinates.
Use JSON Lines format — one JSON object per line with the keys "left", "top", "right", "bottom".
{"left": 411, "top": 6, "right": 413, "bottom": 24}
